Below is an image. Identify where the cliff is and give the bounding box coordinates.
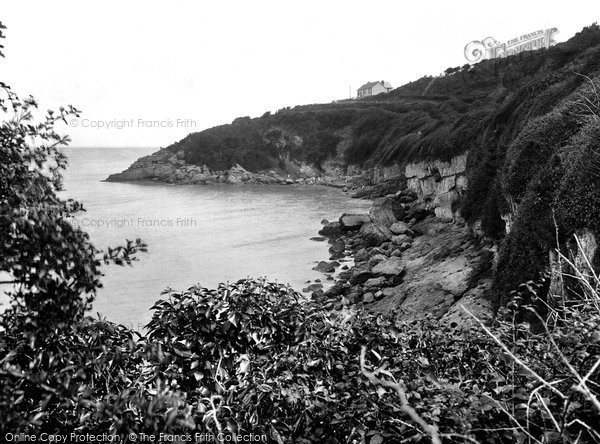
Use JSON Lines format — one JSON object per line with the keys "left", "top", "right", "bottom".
{"left": 107, "top": 28, "right": 581, "bottom": 187}
{"left": 108, "top": 24, "right": 600, "bottom": 303}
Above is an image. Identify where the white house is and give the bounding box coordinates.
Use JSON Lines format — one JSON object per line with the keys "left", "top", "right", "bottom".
{"left": 357, "top": 80, "right": 393, "bottom": 99}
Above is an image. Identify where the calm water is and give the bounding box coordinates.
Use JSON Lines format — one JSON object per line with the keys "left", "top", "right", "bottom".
{"left": 46, "top": 147, "right": 371, "bottom": 329}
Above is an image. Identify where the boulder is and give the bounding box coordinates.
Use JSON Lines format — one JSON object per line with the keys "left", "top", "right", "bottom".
{"left": 312, "top": 261, "right": 335, "bottom": 273}
{"left": 400, "top": 242, "right": 413, "bottom": 251}
{"left": 329, "top": 239, "right": 346, "bottom": 256}
{"left": 406, "top": 204, "right": 432, "bottom": 222}
{"left": 362, "top": 293, "right": 375, "bottom": 304}
{"left": 391, "top": 234, "right": 412, "bottom": 245}
{"left": 190, "top": 173, "right": 208, "bottom": 184}
{"left": 368, "top": 254, "right": 388, "bottom": 267}
{"left": 344, "top": 288, "right": 360, "bottom": 304}
{"left": 227, "top": 164, "right": 253, "bottom": 184}
{"left": 393, "top": 206, "right": 406, "bottom": 221}
{"left": 337, "top": 272, "right": 352, "bottom": 282}
{"left": 390, "top": 221, "right": 412, "bottom": 236}
{"left": 153, "top": 164, "right": 177, "bottom": 179}
{"left": 318, "top": 222, "right": 342, "bottom": 237}
{"left": 382, "top": 285, "right": 404, "bottom": 299}
{"left": 303, "top": 283, "right": 323, "bottom": 293}
{"left": 372, "top": 257, "right": 406, "bottom": 277}
{"left": 349, "top": 268, "right": 374, "bottom": 285}
{"left": 354, "top": 248, "right": 369, "bottom": 263}
{"left": 174, "top": 169, "right": 188, "bottom": 181}
{"left": 227, "top": 174, "right": 243, "bottom": 185}
{"left": 106, "top": 167, "right": 154, "bottom": 182}
{"left": 369, "top": 197, "right": 400, "bottom": 227}
{"left": 359, "top": 222, "right": 392, "bottom": 248}
{"left": 325, "top": 282, "right": 346, "bottom": 297}
{"left": 364, "top": 276, "right": 387, "bottom": 289}
{"left": 311, "top": 289, "right": 326, "bottom": 301}
{"left": 339, "top": 213, "right": 371, "bottom": 230}
{"left": 368, "top": 247, "right": 387, "bottom": 257}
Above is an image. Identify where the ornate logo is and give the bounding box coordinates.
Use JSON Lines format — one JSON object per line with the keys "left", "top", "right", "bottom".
{"left": 464, "top": 28, "right": 558, "bottom": 63}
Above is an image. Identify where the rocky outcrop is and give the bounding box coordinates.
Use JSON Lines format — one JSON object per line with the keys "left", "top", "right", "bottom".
{"left": 318, "top": 222, "right": 342, "bottom": 237}
{"left": 380, "top": 218, "right": 493, "bottom": 322}
{"left": 312, "top": 261, "right": 336, "bottom": 273}
{"left": 369, "top": 197, "right": 404, "bottom": 227}
{"left": 310, "top": 188, "right": 493, "bottom": 323}
{"left": 106, "top": 146, "right": 354, "bottom": 187}
{"left": 106, "top": 140, "right": 413, "bottom": 198}
{"left": 106, "top": 122, "right": 409, "bottom": 192}
{"left": 372, "top": 257, "right": 405, "bottom": 277}
{"left": 389, "top": 221, "right": 413, "bottom": 236}
{"left": 339, "top": 214, "right": 371, "bottom": 231}
{"left": 404, "top": 153, "right": 468, "bottom": 220}
{"left": 368, "top": 163, "right": 404, "bottom": 184}
{"left": 359, "top": 223, "right": 392, "bottom": 247}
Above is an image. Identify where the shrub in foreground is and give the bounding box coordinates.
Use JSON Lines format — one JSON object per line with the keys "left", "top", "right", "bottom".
{"left": 3, "top": 274, "right": 598, "bottom": 442}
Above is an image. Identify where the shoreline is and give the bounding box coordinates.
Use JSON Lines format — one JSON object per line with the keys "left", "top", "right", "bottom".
{"left": 105, "top": 169, "right": 407, "bottom": 201}
{"left": 303, "top": 190, "right": 494, "bottom": 323}
{"left": 103, "top": 176, "right": 353, "bottom": 191}
{"left": 103, "top": 147, "right": 408, "bottom": 199}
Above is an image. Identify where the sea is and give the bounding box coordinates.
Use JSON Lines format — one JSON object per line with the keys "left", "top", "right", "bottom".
{"left": 23, "top": 147, "right": 370, "bottom": 329}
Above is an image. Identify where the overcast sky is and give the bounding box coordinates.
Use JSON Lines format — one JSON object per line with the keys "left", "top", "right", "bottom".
{"left": 1, "top": 1, "right": 599, "bottom": 147}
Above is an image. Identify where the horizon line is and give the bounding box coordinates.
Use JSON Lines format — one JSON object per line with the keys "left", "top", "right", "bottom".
{"left": 64, "top": 146, "right": 160, "bottom": 149}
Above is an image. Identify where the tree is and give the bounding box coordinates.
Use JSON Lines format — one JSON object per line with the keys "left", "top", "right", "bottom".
{"left": 0, "top": 21, "right": 147, "bottom": 432}
{"left": 0, "top": 21, "right": 146, "bottom": 331}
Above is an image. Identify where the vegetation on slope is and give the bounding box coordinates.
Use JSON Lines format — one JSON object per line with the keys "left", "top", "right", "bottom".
{"left": 158, "top": 25, "right": 600, "bottom": 180}
{"left": 458, "top": 25, "right": 600, "bottom": 303}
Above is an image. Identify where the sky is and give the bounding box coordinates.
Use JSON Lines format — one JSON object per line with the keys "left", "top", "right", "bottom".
{"left": 1, "top": 1, "right": 599, "bottom": 147}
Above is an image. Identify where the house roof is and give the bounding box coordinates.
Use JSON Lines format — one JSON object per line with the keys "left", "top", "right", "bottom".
{"left": 357, "top": 80, "right": 393, "bottom": 91}
{"left": 357, "top": 81, "right": 381, "bottom": 91}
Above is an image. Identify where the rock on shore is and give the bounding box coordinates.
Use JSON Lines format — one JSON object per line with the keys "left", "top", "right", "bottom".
{"left": 105, "top": 147, "right": 362, "bottom": 188}
{"left": 309, "top": 190, "right": 494, "bottom": 324}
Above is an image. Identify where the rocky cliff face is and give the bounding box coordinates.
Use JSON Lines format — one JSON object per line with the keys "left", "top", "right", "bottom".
{"left": 107, "top": 146, "right": 342, "bottom": 186}
{"left": 309, "top": 191, "right": 494, "bottom": 324}
{"left": 106, "top": 131, "right": 407, "bottom": 192}
{"left": 404, "top": 153, "right": 468, "bottom": 220}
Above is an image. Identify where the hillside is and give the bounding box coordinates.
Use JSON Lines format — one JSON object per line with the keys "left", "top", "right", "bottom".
{"left": 107, "top": 24, "right": 600, "bottom": 178}
{"left": 108, "top": 24, "right": 600, "bottom": 302}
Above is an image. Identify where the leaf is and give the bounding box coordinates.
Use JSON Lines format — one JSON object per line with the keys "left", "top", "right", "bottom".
{"left": 417, "top": 356, "right": 430, "bottom": 367}
{"left": 258, "top": 384, "right": 271, "bottom": 392}
{"left": 370, "top": 434, "right": 384, "bottom": 444}
{"left": 228, "top": 312, "right": 239, "bottom": 327}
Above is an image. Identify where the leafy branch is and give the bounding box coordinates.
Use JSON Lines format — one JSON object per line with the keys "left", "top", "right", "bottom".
{"left": 360, "top": 346, "right": 442, "bottom": 444}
